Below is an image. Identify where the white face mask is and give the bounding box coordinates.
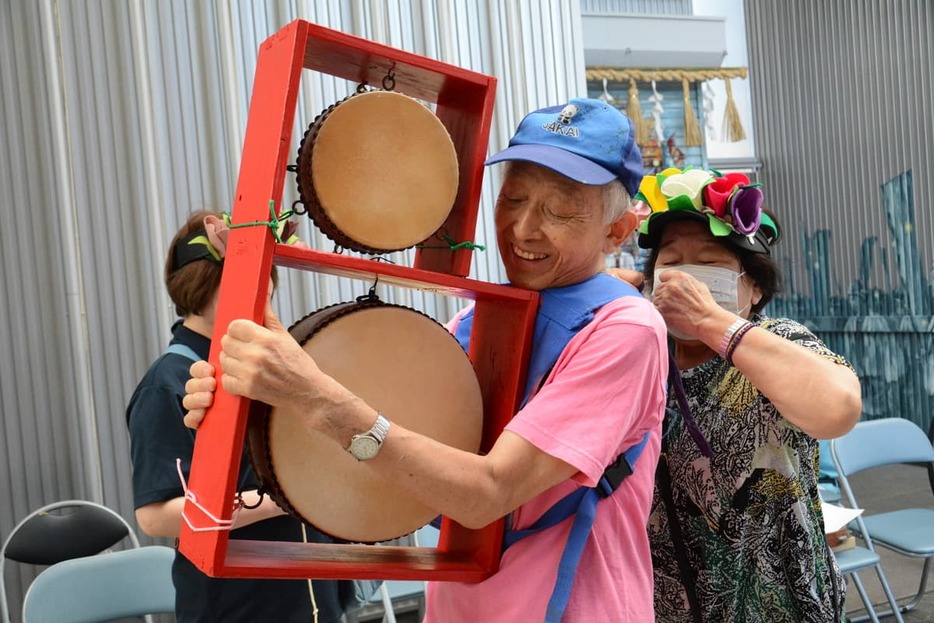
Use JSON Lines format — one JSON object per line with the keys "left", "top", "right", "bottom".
{"left": 653, "top": 264, "right": 749, "bottom": 316}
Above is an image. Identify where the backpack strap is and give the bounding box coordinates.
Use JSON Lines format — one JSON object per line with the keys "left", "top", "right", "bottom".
{"left": 498, "top": 355, "right": 712, "bottom": 622}
{"left": 501, "top": 431, "right": 650, "bottom": 623}
{"left": 503, "top": 432, "right": 651, "bottom": 550}
{"left": 652, "top": 351, "right": 714, "bottom": 623}
{"left": 163, "top": 343, "right": 202, "bottom": 363}
{"left": 657, "top": 452, "right": 703, "bottom": 623}
{"left": 666, "top": 351, "right": 713, "bottom": 458}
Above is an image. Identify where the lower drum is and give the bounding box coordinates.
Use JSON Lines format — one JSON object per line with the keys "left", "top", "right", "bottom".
{"left": 247, "top": 300, "right": 483, "bottom": 543}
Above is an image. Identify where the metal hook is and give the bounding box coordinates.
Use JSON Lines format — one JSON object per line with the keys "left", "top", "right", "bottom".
{"left": 356, "top": 274, "right": 381, "bottom": 302}
{"left": 238, "top": 489, "right": 265, "bottom": 510}
{"left": 290, "top": 198, "right": 306, "bottom": 216}
{"left": 382, "top": 69, "right": 396, "bottom": 91}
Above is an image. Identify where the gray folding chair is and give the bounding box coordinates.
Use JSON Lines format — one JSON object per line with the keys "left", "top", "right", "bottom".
{"left": 831, "top": 417, "right": 934, "bottom": 621}
{"left": 21, "top": 545, "right": 176, "bottom": 623}
{"left": 1, "top": 500, "right": 141, "bottom": 623}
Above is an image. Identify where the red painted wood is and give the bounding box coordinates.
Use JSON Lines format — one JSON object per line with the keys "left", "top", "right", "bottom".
{"left": 179, "top": 20, "right": 309, "bottom": 575}
{"left": 178, "top": 19, "right": 531, "bottom": 583}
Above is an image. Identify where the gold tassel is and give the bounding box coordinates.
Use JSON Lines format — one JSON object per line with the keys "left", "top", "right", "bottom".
{"left": 626, "top": 79, "right": 648, "bottom": 145}
{"left": 722, "top": 78, "right": 747, "bottom": 142}
{"left": 682, "top": 79, "right": 703, "bottom": 147}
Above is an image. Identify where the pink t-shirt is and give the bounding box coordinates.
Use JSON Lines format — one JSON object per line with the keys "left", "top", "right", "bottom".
{"left": 425, "top": 295, "right": 668, "bottom": 622}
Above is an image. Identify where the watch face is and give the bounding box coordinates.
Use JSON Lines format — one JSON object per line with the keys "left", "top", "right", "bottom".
{"left": 351, "top": 436, "right": 380, "bottom": 460}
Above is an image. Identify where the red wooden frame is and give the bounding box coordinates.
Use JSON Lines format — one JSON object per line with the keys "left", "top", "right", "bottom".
{"left": 177, "top": 20, "right": 537, "bottom": 583}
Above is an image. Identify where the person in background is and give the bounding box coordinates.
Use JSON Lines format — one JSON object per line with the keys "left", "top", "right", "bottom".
{"left": 634, "top": 168, "right": 861, "bottom": 622}
{"left": 181, "top": 99, "right": 668, "bottom": 622}
{"left": 126, "top": 210, "right": 346, "bottom": 623}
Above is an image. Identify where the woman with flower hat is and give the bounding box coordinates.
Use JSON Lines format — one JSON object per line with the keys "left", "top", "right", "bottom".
{"left": 635, "top": 168, "right": 861, "bottom": 622}
{"left": 125, "top": 210, "right": 347, "bottom": 622}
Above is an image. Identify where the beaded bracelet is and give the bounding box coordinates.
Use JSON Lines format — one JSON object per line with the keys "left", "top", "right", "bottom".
{"left": 717, "top": 318, "right": 749, "bottom": 359}
{"left": 724, "top": 321, "right": 756, "bottom": 366}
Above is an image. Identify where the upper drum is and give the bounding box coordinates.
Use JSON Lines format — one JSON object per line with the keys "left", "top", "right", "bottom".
{"left": 296, "top": 90, "right": 460, "bottom": 254}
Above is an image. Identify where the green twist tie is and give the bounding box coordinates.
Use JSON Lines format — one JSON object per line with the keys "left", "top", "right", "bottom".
{"left": 417, "top": 233, "right": 485, "bottom": 252}
{"left": 228, "top": 200, "right": 294, "bottom": 243}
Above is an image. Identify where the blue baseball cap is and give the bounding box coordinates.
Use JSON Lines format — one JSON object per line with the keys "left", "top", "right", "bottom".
{"left": 485, "top": 98, "right": 644, "bottom": 196}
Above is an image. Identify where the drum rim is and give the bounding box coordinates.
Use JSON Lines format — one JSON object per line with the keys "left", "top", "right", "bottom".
{"left": 295, "top": 95, "right": 361, "bottom": 253}
{"left": 246, "top": 299, "right": 476, "bottom": 543}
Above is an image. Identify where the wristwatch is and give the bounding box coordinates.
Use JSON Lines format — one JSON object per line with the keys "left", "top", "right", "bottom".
{"left": 347, "top": 412, "right": 391, "bottom": 461}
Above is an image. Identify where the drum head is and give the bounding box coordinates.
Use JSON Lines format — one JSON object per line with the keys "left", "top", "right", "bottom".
{"left": 296, "top": 91, "right": 459, "bottom": 254}
{"left": 248, "top": 302, "right": 483, "bottom": 543}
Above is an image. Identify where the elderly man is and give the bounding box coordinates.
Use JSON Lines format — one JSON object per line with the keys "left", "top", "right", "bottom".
{"left": 183, "top": 98, "right": 667, "bottom": 622}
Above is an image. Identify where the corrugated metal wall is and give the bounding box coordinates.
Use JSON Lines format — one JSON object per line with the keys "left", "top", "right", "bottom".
{"left": 580, "top": 0, "right": 691, "bottom": 15}
{"left": 0, "top": 0, "right": 585, "bottom": 617}
{"left": 745, "top": 0, "right": 934, "bottom": 431}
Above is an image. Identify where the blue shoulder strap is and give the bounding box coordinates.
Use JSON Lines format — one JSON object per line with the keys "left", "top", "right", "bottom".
{"left": 456, "top": 273, "right": 646, "bottom": 622}
{"left": 455, "top": 273, "right": 639, "bottom": 405}
{"left": 163, "top": 343, "right": 202, "bottom": 363}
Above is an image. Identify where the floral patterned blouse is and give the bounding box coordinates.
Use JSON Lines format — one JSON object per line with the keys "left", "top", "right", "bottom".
{"left": 648, "top": 315, "right": 850, "bottom": 623}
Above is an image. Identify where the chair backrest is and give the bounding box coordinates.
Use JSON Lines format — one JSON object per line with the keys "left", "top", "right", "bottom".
{"left": 831, "top": 417, "right": 934, "bottom": 478}
{"left": 21, "top": 545, "right": 176, "bottom": 623}
{"left": 1, "top": 500, "right": 141, "bottom": 623}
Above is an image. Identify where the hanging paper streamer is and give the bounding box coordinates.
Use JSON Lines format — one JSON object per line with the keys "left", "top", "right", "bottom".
{"left": 722, "top": 78, "right": 747, "bottom": 142}
{"left": 626, "top": 79, "right": 648, "bottom": 145}
{"left": 682, "top": 79, "right": 702, "bottom": 147}
{"left": 648, "top": 80, "right": 666, "bottom": 146}
{"left": 598, "top": 78, "right": 615, "bottom": 105}
{"left": 702, "top": 81, "right": 717, "bottom": 141}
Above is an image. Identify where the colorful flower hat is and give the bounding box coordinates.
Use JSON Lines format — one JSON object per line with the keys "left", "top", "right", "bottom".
{"left": 635, "top": 167, "right": 781, "bottom": 255}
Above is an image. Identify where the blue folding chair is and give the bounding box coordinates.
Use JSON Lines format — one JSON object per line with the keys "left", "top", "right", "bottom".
{"left": 818, "top": 439, "right": 841, "bottom": 503}
{"left": 831, "top": 417, "right": 934, "bottom": 621}
{"left": 21, "top": 545, "right": 176, "bottom": 623}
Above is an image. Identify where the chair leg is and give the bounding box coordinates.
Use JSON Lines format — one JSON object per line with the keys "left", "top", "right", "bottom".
{"left": 379, "top": 583, "right": 397, "bottom": 623}
{"left": 855, "top": 557, "right": 931, "bottom": 621}
{"left": 891, "top": 556, "right": 931, "bottom": 614}
{"left": 846, "top": 571, "right": 881, "bottom": 623}
{"left": 860, "top": 564, "right": 907, "bottom": 623}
